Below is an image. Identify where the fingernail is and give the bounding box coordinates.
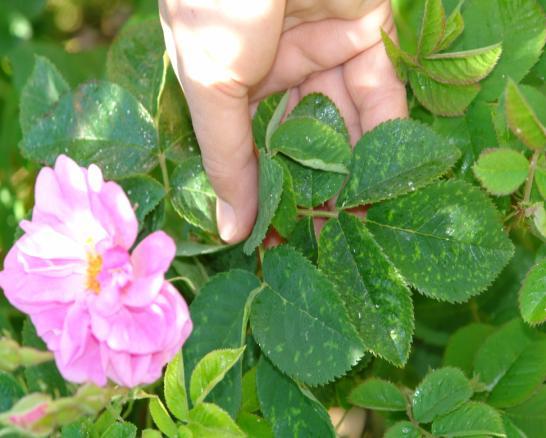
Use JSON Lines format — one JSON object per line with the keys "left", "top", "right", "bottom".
{"left": 217, "top": 198, "right": 237, "bottom": 242}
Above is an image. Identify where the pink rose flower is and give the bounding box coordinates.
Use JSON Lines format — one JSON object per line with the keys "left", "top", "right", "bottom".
{"left": 0, "top": 155, "right": 192, "bottom": 387}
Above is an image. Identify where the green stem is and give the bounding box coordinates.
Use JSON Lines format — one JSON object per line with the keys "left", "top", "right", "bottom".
{"left": 297, "top": 208, "right": 338, "bottom": 219}
{"left": 159, "top": 152, "right": 170, "bottom": 192}
{"left": 523, "top": 151, "right": 540, "bottom": 205}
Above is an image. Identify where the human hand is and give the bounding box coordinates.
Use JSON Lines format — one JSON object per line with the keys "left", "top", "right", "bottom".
{"left": 159, "top": 0, "right": 408, "bottom": 243}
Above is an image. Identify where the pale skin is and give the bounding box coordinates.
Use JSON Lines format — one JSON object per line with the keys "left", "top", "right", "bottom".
{"left": 159, "top": 0, "right": 408, "bottom": 243}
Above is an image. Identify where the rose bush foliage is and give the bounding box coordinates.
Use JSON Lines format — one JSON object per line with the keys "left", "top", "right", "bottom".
{"left": 0, "top": 0, "right": 546, "bottom": 436}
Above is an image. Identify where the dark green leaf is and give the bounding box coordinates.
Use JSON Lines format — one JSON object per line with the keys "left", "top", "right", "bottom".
{"left": 236, "top": 412, "right": 274, "bottom": 438}
{"left": 241, "top": 368, "right": 259, "bottom": 413}
{"left": 187, "top": 403, "right": 245, "bottom": 438}
{"left": 20, "top": 81, "right": 159, "bottom": 179}
{"left": 348, "top": 378, "right": 406, "bottom": 411}
{"left": 171, "top": 157, "right": 216, "bottom": 234}
{"left": 256, "top": 358, "right": 335, "bottom": 438}
{"left": 243, "top": 154, "right": 284, "bottom": 255}
{"left": 385, "top": 421, "right": 422, "bottom": 438}
{"left": 318, "top": 213, "right": 413, "bottom": 365}
{"left": 118, "top": 175, "right": 165, "bottom": 223}
{"left": 288, "top": 216, "right": 318, "bottom": 264}
{"left": 519, "top": 260, "right": 546, "bottom": 325}
{"left": 271, "top": 118, "right": 350, "bottom": 173}
{"left": 252, "top": 93, "right": 285, "bottom": 151}
{"left": 337, "top": 119, "right": 460, "bottom": 208}
{"left": 412, "top": 367, "right": 473, "bottom": 423}
{"left": 101, "top": 422, "right": 138, "bottom": 438}
{"left": 0, "top": 372, "right": 24, "bottom": 413}
{"left": 367, "top": 180, "right": 514, "bottom": 302}
{"left": 106, "top": 19, "right": 165, "bottom": 116}
{"left": 251, "top": 245, "right": 365, "bottom": 385}
{"left": 431, "top": 401, "right": 505, "bottom": 437}
{"left": 20, "top": 55, "right": 69, "bottom": 134}
{"left": 502, "top": 416, "right": 528, "bottom": 438}
{"left": 417, "top": 0, "right": 446, "bottom": 56}
{"left": 271, "top": 158, "right": 297, "bottom": 238}
{"left": 506, "top": 385, "right": 546, "bottom": 438}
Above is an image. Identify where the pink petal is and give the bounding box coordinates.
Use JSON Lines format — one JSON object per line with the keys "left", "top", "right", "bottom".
{"left": 30, "top": 304, "right": 71, "bottom": 351}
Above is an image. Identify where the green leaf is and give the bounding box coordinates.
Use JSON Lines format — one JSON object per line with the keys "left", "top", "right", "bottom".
{"left": 171, "top": 157, "right": 217, "bottom": 234}
{"left": 409, "top": 70, "right": 480, "bottom": 116}
{"left": 472, "top": 148, "right": 529, "bottom": 195}
{"left": 422, "top": 44, "right": 502, "bottom": 85}
{"left": 452, "top": 0, "right": 546, "bottom": 101}
{"left": 236, "top": 412, "right": 274, "bottom": 438}
{"left": 287, "top": 216, "right": 318, "bottom": 264}
{"left": 318, "top": 213, "right": 413, "bottom": 366}
{"left": 256, "top": 358, "right": 335, "bottom": 438}
{"left": 437, "top": 3, "right": 464, "bottom": 52}
{"left": 118, "top": 175, "right": 165, "bottom": 223}
{"left": 384, "top": 421, "right": 422, "bottom": 438}
{"left": 417, "top": 0, "right": 446, "bottom": 56}
{"left": 506, "top": 385, "right": 546, "bottom": 438}
{"left": 20, "top": 55, "right": 69, "bottom": 134}
{"left": 287, "top": 92, "right": 350, "bottom": 142}
{"left": 190, "top": 348, "right": 246, "bottom": 406}
{"left": 0, "top": 372, "right": 24, "bottom": 413}
{"left": 106, "top": 18, "right": 166, "bottom": 116}
{"left": 141, "top": 430, "right": 162, "bottom": 438}
{"left": 271, "top": 159, "right": 297, "bottom": 238}
{"left": 184, "top": 270, "right": 261, "bottom": 417}
{"left": 187, "top": 403, "right": 245, "bottom": 438}
{"left": 535, "top": 156, "right": 546, "bottom": 199}
{"left": 366, "top": 180, "right": 514, "bottom": 302}
{"left": 175, "top": 241, "right": 231, "bottom": 257}
{"left": 101, "top": 422, "right": 138, "bottom": 438}
{"left": 149, "top": 397, "right": 178, "bottom": 438}
{"left": 381, "top": 29, "right": 415, "bottom": 82}
{"left": 278, "top": 155, "right": 345, "bottom": 208}
{"left": 519, "top": 260, "right": 546, "bottom": 325}
{"left": 265, "top": 92, "right": 289, "bottom": 152}
{"left": 20, "top": 81, "right": 159, "bottom": 179}
{"left": 411, "top": 367, "right": 473, "bottom": 423}
{"left": 251, "top": 245, "right": 365, "bottom": 385}
{"left": 431, "top": 401, "right": 505, "bottom": 437}
{"left": 473, "top": 319, "right": 539, "bottom": 390}
{"left": 505, "top": 79, "right": 546, "bottom": 150}
{"left": 243, "top": 154, "right": 284, "bottom": 255}
{"left": 252, "top": 93, "right": 285, "bottom": 151}
{"left": 164, "top": 352, "right": 189, "bottom": 422}
{"left": 271, "top": 118, "right": 350, "bottom": 173}
{"left": 348, "top": 378, "right": 406, "bottom": 411}
{"left": 337, "top": 119, "right": 460, "bottom": 208}
{"left": 443, "top": 323, "right": 495, "bottom": 376}
{"left": 502, "top": 416, "right": 528, "bottom": 438}
{"left": 488, "top": 340, "right": 546, "bottom": 408}
{"left": 241, "top": 368, "right": 259, "bottom": 413}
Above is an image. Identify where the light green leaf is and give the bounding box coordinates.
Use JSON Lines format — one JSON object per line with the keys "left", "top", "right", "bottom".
{"left": 171, "top": 157, "right": 216, "bottom": 234}
{"left": 422, "top": 44, "right": 502, "bottom": 85}
{"left": 236, "top": 412, "right": 274, "bottom": 438}
{"left": 184, "top": 270, "right": 261, "bottom": 417}
{"left": 437, "top": 3, "right": 464, "bottom": 52}
{"left": 473, "top": 319, "right": 539, "bottom": 390}
{"left": 251, "top": 245, "right": 365, "bottom": 385}
{"left": 385, "top": 421, "right": 422, "bottom": 438}
{"left": 118, "top": 175, "right": 165, "bottom": 224}
{"left": 164, "top": 352, "right": 189, "bottom": 422}
{"left": 409, "top": 70, "right": 480, "bottom": 116}
{"left": 101, "top": 422, "right": 138, "bottom": 438}
{"left": 488, "top": 340, "right": 546, "bottom": 408}
{"left": 506, "top": 385, "right": 546, "bottom": 438}
{"left": 502, "top": 416, "right": 528, "bottom": 438}
{"left": 243, "top": 154, "right": 284, "bottom": 255}
{"left": 106, "top": 18, "right": 166, "bottom": 116}
{"left": 175, "top": 242, "right": 231, "bottom": 257}
{"left": 141, "top": 430, "right": 162, "bottom": 438}
{"left": 241, "top": 368, "right": 259, "bottom": 413}
{"left": 287, "top": 92, "right": 350, "bottom": 142}
{"left": 530, "top": 202, "right": 546, "bottom": 240}
{"left": 252, "top": 93, "right": 285, "bottom": 151}
{"left": 411, "top": 367, "right": 473, "bottom": 423}
{"left": 20, "top": 81, "right": 159, "bottom": 179}
{"left": 288, "top": 216, "right": 318, "bottom": 263}
{"left": 190, "top": 348, "right": 246, "bottom": 406}
{"left": 366, "top": 180, "right": 514, "bottom": 302}
{"left": 265, "top": 91, "right": 289, "bottom": 152}
{"left": 271, "top": 118, "right": 350, "bottom": 173}
{"left": 417, "top": 0, "right": 446, "bottom": 56}
{"left": 318, "top": 213, "right": 413, "bottom": 366}
{"left": 381, "top": 29, "right": 415, "bottom": 82}
{"left": 506, "top": 79, "right": 546, "bottom": 150}
{"left": 20, "top": 55, "right": 69, "bottom": 134}
{"left": 472, "top": 148, "right": 529, "bottom": 195}
{"left": 171, "top": 259, "right": 209, "bottom": 294}
{"left": 149, "top": 397, "right": 178, "bottom": 438}
{"left": 187, "top": 403, "right": 245, "bottom": 438}
{"left": 348, "top": 378, "right": 406, "bottom": 411}
{"left": 337, "top": 119, "right": 460, "bottom": 208}
{"left": 256, "top": 358, "right": 335, "bottom": 438}
{"left": 271, "top": 159, "right": 297, "bottom": 238}
{"left": 278, "top": 155, "right": 345, "bottom": 208}
{"left": 431, "top": 402, "right": 505, "bottom": 437}
{"left": 443, "top": 323, "right": 495, "bottom": 376}
{"left": 519, "top": 260, "right": 546, "bottom": 325}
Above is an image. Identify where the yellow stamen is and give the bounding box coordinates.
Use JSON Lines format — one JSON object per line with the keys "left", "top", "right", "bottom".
{"left": 86, "top": 253, "right": 103, "bottom": 294}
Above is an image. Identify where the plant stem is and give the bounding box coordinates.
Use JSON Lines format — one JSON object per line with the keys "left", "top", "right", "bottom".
{"left": 523, "top": 151, "right": 540, "bottom": 204}
{"left": 159, "top": 152, "right": 170, "bottom": 192}
{"left": 297, "top": 208, "right": 338, "bottom": 219}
